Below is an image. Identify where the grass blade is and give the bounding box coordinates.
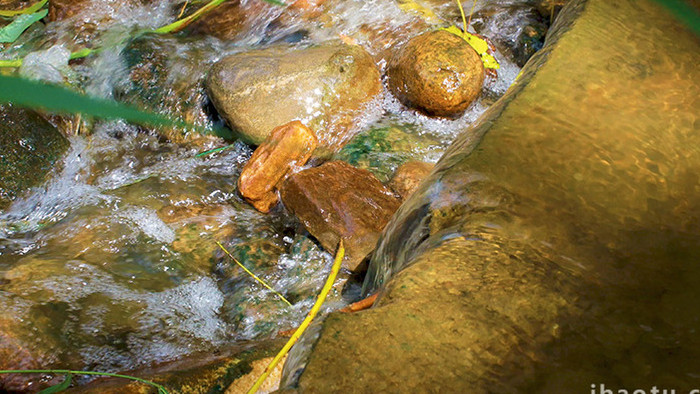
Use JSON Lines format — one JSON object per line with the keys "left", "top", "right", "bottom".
{"left": 0, "top": 9, "right": 48, "bottom": 43}
{"left": 247, "top": 240, "right": 344, "bottom": 394}
{"left": 0, "top": 0, "right": 48, "bottom": 17}
{"left": 0, "top": 75, "right": 229, "bottom": 137}
{"left": 195, "top": 144, "right": 235, "bottom": 157}
{"left": 37, "top": 373, "right": 72, "bottom": 394}
{"left": 153, "top": 0, "right": 229, "bottom": 34}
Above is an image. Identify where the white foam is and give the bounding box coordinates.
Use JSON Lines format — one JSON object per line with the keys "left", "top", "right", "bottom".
{"left": 120, "top": 206, "right": 175, "bottom": 244}
{"left": 19, "top": 44, "right": 72, "bottom": 83}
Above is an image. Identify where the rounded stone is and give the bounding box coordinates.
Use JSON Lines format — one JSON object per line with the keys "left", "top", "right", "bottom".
{"left": 386, "top": 30, "right": 485, "bottom": 117}
{"left": 206, "top": 42, "right": 382, "bottom": 154}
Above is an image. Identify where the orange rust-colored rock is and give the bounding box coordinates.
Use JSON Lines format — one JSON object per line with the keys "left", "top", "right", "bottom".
{"left": 238, "top": 121, "right": 318, "bottom": 213}
{"left": 387, "top": 30, "right": 485, "bottom": 117}
{"left": 279, "top": 161, "right": 401, "bottom": 270}
{"left": 388, "top": 161, "right": 434, "bottom": 200}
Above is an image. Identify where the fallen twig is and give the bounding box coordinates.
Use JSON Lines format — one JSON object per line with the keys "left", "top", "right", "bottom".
{"left": 339, "top": 293, "right": 377, "bottom": 313}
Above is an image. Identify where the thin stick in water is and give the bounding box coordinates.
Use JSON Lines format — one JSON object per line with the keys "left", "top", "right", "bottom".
{"left": 216, "top": 241, "right": 292, "bottom": 307}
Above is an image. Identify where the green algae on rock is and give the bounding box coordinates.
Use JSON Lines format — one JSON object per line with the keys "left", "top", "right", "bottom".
{"left": 334, "top": 124, "right": 442, "bottom": 183}
{"left": 0, "top": 103, "right": 69, "bottom": 210}
{"left": 206, "top": 42, "right": 382, "bottom": 154}
{"left": 287, "top": 0, "right": 700, "bottom": 391}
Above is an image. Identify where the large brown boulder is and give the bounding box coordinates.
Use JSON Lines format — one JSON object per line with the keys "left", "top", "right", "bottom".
{"left": 238, "top": 120, "right": 318, "bottom": 213}
{"left": 288, "top": 0, "right": 700, "bottom": 391}
{"left": 206, "top": 42, "right": 382, "bottom": 155}
{"left": 279, "top": 161, "right": 401, "bottom": 270}
{"left": 387, "top": 30, "right": 485, "bottom": 117}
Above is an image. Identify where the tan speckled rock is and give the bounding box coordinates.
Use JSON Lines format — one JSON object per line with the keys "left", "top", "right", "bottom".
{"left": 207, "top": 42, "right": 382, "bottom": 155}
{"left": 387, "top": 30, "right": 485, "bottom": 117}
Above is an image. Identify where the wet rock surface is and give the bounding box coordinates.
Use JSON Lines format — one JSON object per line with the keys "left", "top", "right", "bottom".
{"left": 238, "top": 121, "right": 317, "bottom": 213}
{"left": 290, "top": 0, "right": 700, "bottom": 391}
{"left": 0, "top": 315, "right": 63, "bottom": 392}
{"left": 49, "top": 0, "right": 92, "bottom": 21}
{"left": 0, "top": 103, "right": 69, "bottom": 210}
{"left": 187, "top": 0, "right": 277, "bottom": 41}
{"left": 187, "top": 1, "right": 248, "bottom": 40}
{"left": 471, "top": 2, "right": 549, "bottom": 67}
{"left": 279, "top": 161, "right": 401, "bottom": 270}
{"left": 387, "top": 30, "right": 485, "bottom": 117}
{"left": 206, "top": 42, "right": 382, "bottom": 154}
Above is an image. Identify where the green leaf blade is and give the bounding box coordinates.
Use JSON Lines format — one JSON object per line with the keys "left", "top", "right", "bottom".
{"left": 38, "top": 373, "right": 72, "bottom": 394}
{"left": 0, "top": 9, "right": 48, "bottom": 43}
{"left": 0, "top": 75, "right": 230, "bottom": 138}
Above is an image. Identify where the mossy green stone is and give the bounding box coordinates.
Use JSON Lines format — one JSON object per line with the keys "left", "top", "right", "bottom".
{"left": 0, "top": 103, "right": 68, "bottom": 210}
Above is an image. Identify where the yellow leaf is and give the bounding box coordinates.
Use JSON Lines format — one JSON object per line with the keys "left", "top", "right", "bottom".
{"left": 440, "top": 26, "right": 500, "bottom": 70}
{"left": 480, "top": 53, "right": 500, "bottom": 69}
{"left": 462, "top": 32, "right": 489, "bottom": 55}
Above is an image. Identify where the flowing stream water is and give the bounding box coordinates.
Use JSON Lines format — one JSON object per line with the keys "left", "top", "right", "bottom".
{"left": 0, "top": 0, "right": 550, "bottom": 389}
